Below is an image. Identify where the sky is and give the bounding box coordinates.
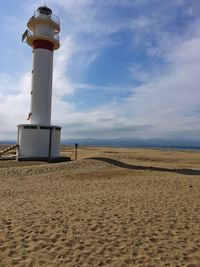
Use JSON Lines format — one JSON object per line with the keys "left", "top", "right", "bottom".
{"left": 0, "top": 0, "right": 200, "bottom": 141}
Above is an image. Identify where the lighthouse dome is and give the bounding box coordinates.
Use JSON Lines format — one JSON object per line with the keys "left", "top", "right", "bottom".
{"left": 37, "top": 6, "right": 52, "bottom": 16}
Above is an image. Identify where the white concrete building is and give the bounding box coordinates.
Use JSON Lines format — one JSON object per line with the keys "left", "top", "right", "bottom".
{"left": 17, "top": 6, "right": 62, "bottom": 161}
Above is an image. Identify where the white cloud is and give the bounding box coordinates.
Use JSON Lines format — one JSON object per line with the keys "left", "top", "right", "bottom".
{"left": 53, "top": 36, "right": 75, "bottom": 97}
{"left": 119, "top": 35, "right": 200, "bottom": 138}
{"left": 54, "top": 28, "right": 200, "bottom": 140}
{"left": 0, "top": 73, "right": 31, "bottom": 140}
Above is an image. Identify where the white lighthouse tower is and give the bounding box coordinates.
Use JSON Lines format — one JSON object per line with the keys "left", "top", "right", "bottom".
{"left": 17, "top": 6, "right": 63, "bottom": 161}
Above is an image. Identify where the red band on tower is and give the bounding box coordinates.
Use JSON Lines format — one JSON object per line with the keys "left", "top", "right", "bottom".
{"left": 33, "top": 40, "right": 53, "bottom": 51}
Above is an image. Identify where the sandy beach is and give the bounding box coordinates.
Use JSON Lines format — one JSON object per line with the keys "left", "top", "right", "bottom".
{"left": 0, "top": 146, "right": 200, "bottom": 267}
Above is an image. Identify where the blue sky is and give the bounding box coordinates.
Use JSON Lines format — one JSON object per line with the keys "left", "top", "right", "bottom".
{"left": 0, "top": 0, "right": 200, "bottom": 140}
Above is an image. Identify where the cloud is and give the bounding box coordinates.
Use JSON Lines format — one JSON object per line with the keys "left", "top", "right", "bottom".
{"left": 55, "top": 24, "right": 200, "bottom": 140}
{"left": 53, "top": 36, "right": 75, "bottom": 97}
{"left": 120, "top": 35, "right": 200, "bottom": 138}
{"left": 0, "top": 73, "right": 31, "bottom": 140}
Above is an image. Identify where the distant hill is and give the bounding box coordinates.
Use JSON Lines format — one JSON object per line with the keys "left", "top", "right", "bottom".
{"left": 62, "top": 138, "right": 200, "bottom": 150}
{"left": 0, "top": 140, "right": 16, "bottom": 145}
{"left": 1, "top": 138, "right": 200, "bottom": 150}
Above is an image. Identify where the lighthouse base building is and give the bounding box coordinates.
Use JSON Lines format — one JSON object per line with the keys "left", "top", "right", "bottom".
{"left": 17, "top": 125, "right": 61, "bottom": 161}
{"left": 17, "top": 6, "right": 69, "bottom": 162}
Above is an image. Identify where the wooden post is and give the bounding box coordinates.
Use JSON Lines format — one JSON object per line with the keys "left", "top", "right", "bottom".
{"left": 75, "top": 143, "right": 78, "bottom": 161}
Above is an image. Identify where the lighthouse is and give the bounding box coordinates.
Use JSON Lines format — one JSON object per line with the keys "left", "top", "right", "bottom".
{"left": 17, "top": 6, "right": 62, "bottom": 161}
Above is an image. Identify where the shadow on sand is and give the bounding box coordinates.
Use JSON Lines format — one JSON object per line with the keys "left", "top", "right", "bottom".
{"left": 87, "top": 157, "right": 200, "bottom": 176}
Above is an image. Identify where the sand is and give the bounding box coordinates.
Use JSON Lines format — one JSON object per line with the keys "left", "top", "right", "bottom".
{"left": 0, "top": 146, "right": 200, "bottom": 267}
